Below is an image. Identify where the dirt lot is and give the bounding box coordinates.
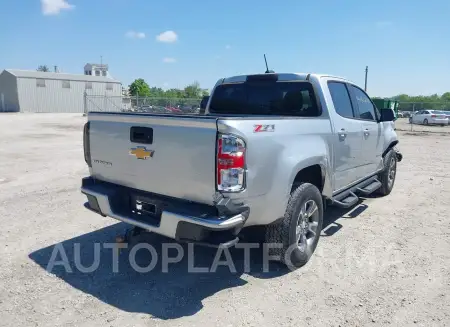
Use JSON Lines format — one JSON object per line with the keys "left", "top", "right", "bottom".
{"left": 1, "top": 114, "right": 449, "bottom": 327}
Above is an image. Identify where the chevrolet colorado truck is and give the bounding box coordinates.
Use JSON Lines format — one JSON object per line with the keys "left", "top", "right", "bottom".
{"left": 81, "top": 73, "right": 402, "bottom": 268}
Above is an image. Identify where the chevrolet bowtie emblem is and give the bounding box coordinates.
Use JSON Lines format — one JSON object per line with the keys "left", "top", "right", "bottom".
{"left": 129, "top": 146, "right": 154, "bottom": 160}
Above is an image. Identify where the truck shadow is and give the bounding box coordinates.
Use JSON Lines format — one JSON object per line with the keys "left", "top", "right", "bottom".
{"left": 28, "top": 202, "right": 368, "bottom": 320}
{"left": 322, "top": 201, "right": 369, "bottom": 237}
{"left": 28, "top": 223, "right": 287, "bottom": 320}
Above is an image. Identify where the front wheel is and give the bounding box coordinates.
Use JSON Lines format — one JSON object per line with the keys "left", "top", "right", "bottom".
{"left": 265, "top": 183, "right": 323, "bottom": 269}
{"left": 377, "top": 149, "right": 397, "bottom": 196}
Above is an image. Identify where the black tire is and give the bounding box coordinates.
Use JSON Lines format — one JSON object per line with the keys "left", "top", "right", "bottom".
{"left": 377, "top": 149, "right": 397, "bottom": 196}
{"left": 265, "top": 183, "right": 323, "bottom": 269}
{"left": 423, "top": 119, "right": 428, "bottom": 125}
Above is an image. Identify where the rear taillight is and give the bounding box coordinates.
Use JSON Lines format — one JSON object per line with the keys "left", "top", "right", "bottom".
{"left": 83, "top": 122, "right": 91, "bottom": 167}
{"left": 216, "top": 134, "right": 246, "bottom": 192}
{"left": 431, "top": 115, "right": 436, "bottom": 118}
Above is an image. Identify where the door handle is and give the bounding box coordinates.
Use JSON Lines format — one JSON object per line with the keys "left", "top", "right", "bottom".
{"left": 130, "top": 126, "right": 153, "bottom": 144}
{"left": 364, "top": 128, "right": 370, "bottom": 137}
{"left": 338, "top": 128, "right": 347, "bottom": 141}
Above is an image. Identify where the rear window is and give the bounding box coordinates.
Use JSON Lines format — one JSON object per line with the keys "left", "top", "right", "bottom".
{"left": 208, "top": 81, "right": 320, "bottom": 116}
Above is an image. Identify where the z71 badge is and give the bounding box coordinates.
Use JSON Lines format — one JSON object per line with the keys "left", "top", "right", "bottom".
{"left": 253, "top": 124, "right": 275, "bottom": 133}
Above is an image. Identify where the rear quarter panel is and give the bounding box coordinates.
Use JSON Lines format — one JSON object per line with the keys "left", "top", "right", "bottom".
{"left": 218, "top": 117, "right": 333, "bottom": 225}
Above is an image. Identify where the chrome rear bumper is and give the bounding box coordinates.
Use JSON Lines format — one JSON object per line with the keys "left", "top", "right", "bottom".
{"left": 81, "top": 178, "right": 247, "bottom": 242}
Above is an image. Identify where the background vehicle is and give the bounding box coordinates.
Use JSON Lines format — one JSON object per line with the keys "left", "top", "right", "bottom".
{"left": 442, "top": 111, "right": 450, "bottom": 124}
{"left": 81, "top": 73, "right": 401, "bottom": 269}
{"left": 402, "top": 111, "right": 412, "bottom": 118}
{"left": 409, "top": 110, "right": 448, "bottom": 126}
{"left": 165, "top": 106, "right": 183, "bottom": 113}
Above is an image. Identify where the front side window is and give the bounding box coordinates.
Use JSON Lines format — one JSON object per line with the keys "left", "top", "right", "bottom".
{"left": 209, "top": 81, "right": 319, "bottom": 116}
{"left": 328, "top": 82, "right": 355, "bottom": 118}
{"left": 349, "top": 85, "right": 377, "bottom": 121}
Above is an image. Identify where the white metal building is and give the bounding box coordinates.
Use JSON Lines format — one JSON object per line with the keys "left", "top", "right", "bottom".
{"left": 0, "top": 69, "right": 122, "bottom": 113}
{"left": 84, "top": 63, "right": 111, "bottom": 77}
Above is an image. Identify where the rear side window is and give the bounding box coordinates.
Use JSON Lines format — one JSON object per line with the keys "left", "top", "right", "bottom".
{"left": 328, "top": 82, "right": 355, "bottom": 118}
{"left": 349, "top": 85, "right": 377, "bottom": 121}
{"left": 209, "top": 81, "right": 319, "bottom": 116}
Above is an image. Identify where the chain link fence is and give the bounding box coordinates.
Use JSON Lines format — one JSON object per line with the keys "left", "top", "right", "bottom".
{"left": 84, "top": 95, "right": 203, "bottom": 114}
{"left": 397, "top": 101, "right": 450, "bottom": 112}
{"left": 83, "top": 95, "right": 450, "bottom": 133}
{"left": 395, "top": 102, "right": 450, "bottom": 133}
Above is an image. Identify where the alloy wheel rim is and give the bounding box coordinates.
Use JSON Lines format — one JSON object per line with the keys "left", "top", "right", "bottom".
{"left": 388, "top": 157, "right": 396, "bottom": 188}
{"left": 296, "top": 199, "right": 320, "bottom": 252}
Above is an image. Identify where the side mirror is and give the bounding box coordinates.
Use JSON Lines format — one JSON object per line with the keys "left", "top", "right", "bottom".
{"left": 199, "top": 96, "right": 209, "bottom": 114}
{"left": 380, "top": 108, "right": 395, "bottom": 122}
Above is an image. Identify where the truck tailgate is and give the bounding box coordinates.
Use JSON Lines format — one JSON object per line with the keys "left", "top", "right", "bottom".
{"left": 88, "top": 113, "right": 218, "bottom": 205}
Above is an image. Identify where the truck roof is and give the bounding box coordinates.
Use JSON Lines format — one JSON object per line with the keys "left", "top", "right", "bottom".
{"left": 221, "top": 73, "right": 352, "bottom": 84}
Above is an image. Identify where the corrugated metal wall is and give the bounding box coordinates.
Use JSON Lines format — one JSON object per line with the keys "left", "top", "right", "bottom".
{"left": 0, "top": 71, "right": 20, "bottom": 112}
{"left": 16, "top": 77, "right": 122, "bottom": 113}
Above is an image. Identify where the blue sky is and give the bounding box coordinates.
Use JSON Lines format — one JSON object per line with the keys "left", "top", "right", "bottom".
{"left": 0, "top": 0, "right": 449, "bottom": 97}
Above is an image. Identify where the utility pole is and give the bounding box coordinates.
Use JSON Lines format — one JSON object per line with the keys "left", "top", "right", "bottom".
{"left": 364, "top": 66, "right": 368, "bottom": 92}
{"left": 100, "top": 55, "right": 103, "bottom": 66}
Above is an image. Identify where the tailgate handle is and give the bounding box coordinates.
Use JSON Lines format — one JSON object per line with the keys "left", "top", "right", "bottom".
{"left": 130, "top": 127, "right": 153, "bottom": 144}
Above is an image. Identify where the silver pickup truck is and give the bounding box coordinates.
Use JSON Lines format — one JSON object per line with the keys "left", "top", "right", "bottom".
{"left": 81, "top": 73, "right": 402, "bottom": 268}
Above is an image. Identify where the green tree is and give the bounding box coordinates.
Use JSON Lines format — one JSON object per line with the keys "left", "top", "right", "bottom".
{"left": 129, "top": 78, "right": 151, "bottom": 96}
{"left": 442, "top": 92, "right": 450, "bottom": 103}
{"left": 37, "top": 65, "right": 50, "bottom": 72}
{"left": 165, "top": 88, "right": 184, "bottom": 99}
{"left": 184, "top": 81, "right": 202, "bottom": 98}
{"left": 148, "top": 87, "right": 165, "bottom": 98}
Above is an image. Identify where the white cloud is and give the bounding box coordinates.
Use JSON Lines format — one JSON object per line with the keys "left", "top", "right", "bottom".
{"left": 225, "top": 45, "right": 231, "bottom": 50}
{"left": 376, "top": 21, "right": 393, "bottom": 28}
{"left": 156, "top": 31, "right": 178, "bottom": 43}
{"left": 125, "top": 31, "right": 146, "bottom": 39}
{"left": 162, "top": 57, "right": 177, "bottom": 63}
{"left": 41, "top": 0, "right": 74, "bottom": 15}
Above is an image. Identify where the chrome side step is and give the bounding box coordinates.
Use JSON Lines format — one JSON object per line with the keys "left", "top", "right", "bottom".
{"left": 332, "top": 191, "right": 359, "bottom": 208}
{"left": 356, "top": 180, "right": 382, "bottom": 195}
{"left": 331, "top": 177, "right": 381, "bottom": 209}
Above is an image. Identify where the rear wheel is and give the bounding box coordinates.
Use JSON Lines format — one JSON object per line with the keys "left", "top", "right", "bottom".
{"left": 423, "top": 119, "right": 428, "bottom": 125}
{"left": 265, "top": 183, "right": 323, "bottom": 269}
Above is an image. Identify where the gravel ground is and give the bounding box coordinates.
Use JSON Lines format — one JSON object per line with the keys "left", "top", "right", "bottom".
{"left": 1, "top": 113, "right": 449, "bottom": 327}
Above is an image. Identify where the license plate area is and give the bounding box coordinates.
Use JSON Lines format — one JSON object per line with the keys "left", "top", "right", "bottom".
{"left": 135, "top": 200, "right": 157, "bottom": 215}
{"left": 129, "top": 194, "right": 163, "bottom": 226}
